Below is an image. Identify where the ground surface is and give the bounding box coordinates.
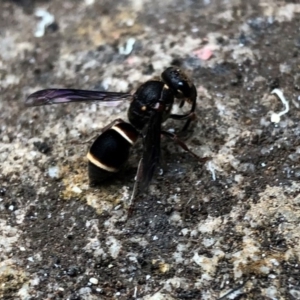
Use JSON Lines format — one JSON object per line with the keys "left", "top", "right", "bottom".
{"left": 1, "top": 0, "right": 300, "bottom": 299}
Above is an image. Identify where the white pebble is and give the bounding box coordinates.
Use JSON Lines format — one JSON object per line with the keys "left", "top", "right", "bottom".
{"left": 270, "top": 88, "right": 289, "bottom": 123}
{"left": 89, "top": 277, "right": 99, "bottom": 285}
{"left": 34, "top": 9, "right": 55, "bottom": 38}
{"left": 71, "top": 186, "right": 82, "bottom": 194}
{"left": 48, "top": 166, "right": 60, "bottom": 179}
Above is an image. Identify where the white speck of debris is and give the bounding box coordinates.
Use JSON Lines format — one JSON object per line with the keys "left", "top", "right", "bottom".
{"left": 78, "top": 287, "right": 92, "bottom": 295}
{"left": 191, "top": 229, "right": 198, "bottom": 237}
{"left": 31, "top": 277, "right": 40, "bottom": 286}
{"left": 133, "top": 286, "right": 138, "bottom": 298}
{"left": 290, "top": 290, "right": 300, "bottom": 299}
{"left": 128, "top": 256, "right": 138, "bottom": 263}
{"left": 17, "top": 282, "right": 31, "bottom": 299}
{"left": 279, "top": 63, "right": 292, "bottom": 74}
{"left": 216, "top": 102, "right": 226, "bottom": 115}
{"left": 34, "top": 9, "right": 55, "bottom": 38}
{"left": 114, "top": 204, "right": 122, "bottom": 210}
{"left": 126, "top": 19, "right": 134, "bottom": 26}
{"left": 207, "top": 161, "right": 216, "bottom": 180}
{"left": 71, "top": 186, "right": 82, "bottom": 194}
{"left": 48, "top": 166, "right": 60, "bottom": 179}
{"left": 28, "top": 257, "right": 34, "bottom": 262}
{"left": 106, "top": 236, "right": 121, "bottom": 259}
{"left": 121, "top": 186, "right": 130, "bottom": 201}
{"left": 292, "top": 98, "right": 300, "bottom": 109}
{"left": 261, "top": 162, "right": 266, "bottom": 167}
{"left": 119, "top": 38, "right": 136, "bottom": 55}
{"left": 221, "top": 288, "right": 243, "bottom": 299}
{"left": 2, "top": 135, "right": 9, "bottom": 143}
{"left": 2, "top": 74, "right": 20, "bottom": 88}
{"left": 146, "top": 275, "right": 151, "bottom": 280}
{"left": 181, "top": 228, "right": 189, "bottom": 236}
{"left": 173, "top": 251, "right": 184, "bottom": 264}
{"left": 270, "top": 88, "right": 289, "bottom": 123}
{"left": 192, "top": 252, "right": 222, "bottom": 275}
{"left": 84, "top": 0, "right": 95, "bottom": 5}
{"left": 115, "top": 292, "right": 121, "bottom": 296}
{"left": 265, "top": 286, "right": 278, "bottom": 299}
{"left": 158, "top": 168, "right": 164, "bottom": 175}
{"left": 8, "top": 205, "right": 14, "bottom": 211}
{"left": 260, "top": 116, "right": 271, "bottom": 127}
{"left": 102, "top": 77, "right": 112, "bottom": 90}
{"left": 198, "top": 217, "right": 222, "bottom": 234}
{"left": 259, "top": 265, "right": 270, "bottom": 274}
{"left": 270, "top": 259, "right": 279, "bottom": 266}
{"left": 169, "top": 211, "right": 181, "bottom": 223}
{"left": 153, "top": 235, "right": 158, "bottom": 241}
{"left": 89, "top": 277, "right": 99, "bottom": 285}
{"left": 202, "top": 238, "right": 215, "bottom": 247}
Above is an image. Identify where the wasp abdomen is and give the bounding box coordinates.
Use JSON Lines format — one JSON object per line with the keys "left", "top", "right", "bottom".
{"left": 87, "top": 122, "right": 139, "bottom": 185}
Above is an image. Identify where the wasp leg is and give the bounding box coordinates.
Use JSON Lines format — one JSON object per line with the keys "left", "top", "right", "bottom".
{"left": 69, "top": 118, "right": 126, "bottom": 145}
{"left": 179, "top": 99, "right": 185, "bottom": 108}
{"left": 170, "top": 95, "right": 197, "bottom": 132}
{"left": 70, "top": 134, "right": 98, "bottom": 145}
{"left": 161, "top": 130, "right": 210, "bottom": 163}
{"left": 99, "top": 118, "right": 125, "bottom": 133}
{"left": 127, "top": 158, "right": 143, "bottom": 216}
{"left": 168, "top": 111, "right": 197, "bottom": 134}
{"left": 170, "top": 110, "right": 196, "bottom": 121}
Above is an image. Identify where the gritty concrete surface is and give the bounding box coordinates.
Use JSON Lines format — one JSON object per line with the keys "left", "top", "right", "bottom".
{"left": 1, "top": 0, "right": 300, "bottom": 299}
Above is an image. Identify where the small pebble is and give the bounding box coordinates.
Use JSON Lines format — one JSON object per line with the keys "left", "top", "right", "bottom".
{"left": 89, "top": 277, "right": 99, "bottom": 285}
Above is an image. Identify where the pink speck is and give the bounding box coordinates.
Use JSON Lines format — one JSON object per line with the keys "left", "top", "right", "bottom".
{"left": 193, "top": 46, "right": 213, "bottom": 61}
{"left": 125, "top": 56, "right": 139, "bottom": 65}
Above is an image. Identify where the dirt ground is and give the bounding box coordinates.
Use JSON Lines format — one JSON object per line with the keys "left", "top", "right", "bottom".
{"left": 1, "top": 0, "right": 300, "bottom": 299}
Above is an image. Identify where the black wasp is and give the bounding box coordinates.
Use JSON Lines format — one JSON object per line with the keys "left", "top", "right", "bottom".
{"left": 26, "top": 67, "right": 209, "bottom": 206}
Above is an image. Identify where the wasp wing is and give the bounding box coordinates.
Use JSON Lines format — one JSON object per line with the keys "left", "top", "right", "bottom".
{"left": 138, "top": 109, "right": 162, "bottom": 192}
{"left": 25, "top": 89, "right": 132, "bottom": 106}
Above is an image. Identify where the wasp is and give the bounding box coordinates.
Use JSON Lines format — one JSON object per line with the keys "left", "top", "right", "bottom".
{"left": 26, "top": 67, "right": 209, "bottom": 207}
